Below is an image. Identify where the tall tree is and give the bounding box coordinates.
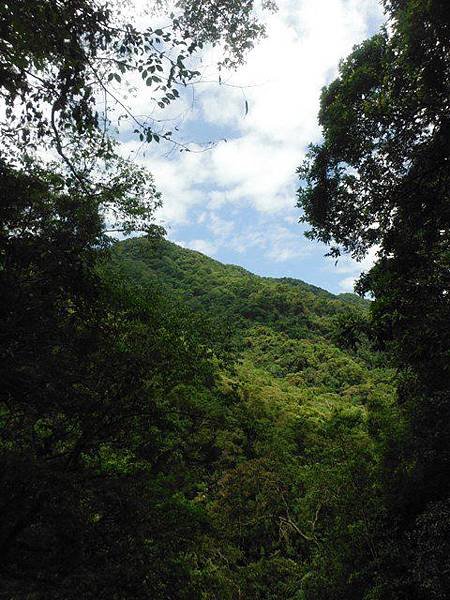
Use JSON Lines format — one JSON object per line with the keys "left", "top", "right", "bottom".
{"left": 0, "top": 160, "right": 223, "bottom": 597}
{"left": 0, "top": 0, "right": 276, "bottom": 227}
{"left": 0, "top": 2, "right": 274, "bottom": 596}
{"left": 297, "top": 1, "right": 449, "bottom": 597}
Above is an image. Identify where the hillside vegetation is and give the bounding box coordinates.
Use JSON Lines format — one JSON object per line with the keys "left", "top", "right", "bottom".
{"left": 2, "top": 0, "right": 448, "bottom": 597}
{"left": 92, "top": 235, "right": 398, "bottom": 598}
{"left": 112, "top": 237, "right": 371, "bottom": 342}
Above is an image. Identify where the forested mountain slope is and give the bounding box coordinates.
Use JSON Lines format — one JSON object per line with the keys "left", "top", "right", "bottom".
{"left": 111, "top": 236, "right": 370, "bottom": 343}
{"left": 96, "top": 235, "right": 399, "bottom": 597}
{"left": 2, "top": 213, "right": 397, "bottom": 597}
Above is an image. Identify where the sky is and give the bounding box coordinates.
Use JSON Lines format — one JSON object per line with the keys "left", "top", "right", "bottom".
{"left": 117, "top": 0, "right": 385, "bottom": 294}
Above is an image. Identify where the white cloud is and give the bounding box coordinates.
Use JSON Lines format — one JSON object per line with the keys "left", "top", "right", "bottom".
{"left": 264, "top": 225, "right": 311, "bottom": 262}
{"left": 119, "top": 0, "right": 383, "bottom": 211}
{"left": 332, "top": 246, "right": 380, "bottom": 291}
{"left": 186, "top": 238, "right": 219, "bottom": 255}
{"left": 225, "top": 222, "right": 310, "bottom": 262}
{"left": 116, "top": 0, "right": 384, "bottom": 284}
{"left": 118, "top": 139, "right": 211, "bottom": 225}
{"left": 339, "top": 276, "right": 358, "bottom": 292}
{"left": 197, "top": 0, "right": 383, "bottom": 146}
{"left": 177, "top": 209, "right": 312, "bottom": 263}
{"left": 209, "top": 134, "right": 298, "bottom": 212}
{"left": 207, "top": 213, "right": 235, "bottom": 239}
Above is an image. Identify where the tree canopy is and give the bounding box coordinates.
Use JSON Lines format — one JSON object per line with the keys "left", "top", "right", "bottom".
{"left": 1, "top": 0, "right": 449, "bottom": 597}
{"left": 298, "top": 1, "right": 450, "bottom": 596}
{"left": 0, "top": 0, "right": 274, "bottom": 163}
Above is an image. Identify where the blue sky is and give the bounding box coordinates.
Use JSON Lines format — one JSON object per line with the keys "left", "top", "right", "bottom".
{"left": 117, "top": 0, "right": 385, "bottom": 294}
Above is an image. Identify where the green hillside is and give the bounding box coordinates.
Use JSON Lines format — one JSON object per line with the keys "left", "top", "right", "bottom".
{"left": 94, "top": 235, "right": 398, "bottom": 597}
{"left": 111, "top": 236, "right": 370, "bottom": 342}
{"left": 3, "top": 209, "right": 398, "bottom": 597}
{"left": 2, "top": 0, "right": 447, "bottom": 596}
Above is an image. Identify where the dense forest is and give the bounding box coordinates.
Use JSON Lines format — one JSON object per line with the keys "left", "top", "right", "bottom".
{"left": 1, "top": 1, "right": 449, "bottom": 599}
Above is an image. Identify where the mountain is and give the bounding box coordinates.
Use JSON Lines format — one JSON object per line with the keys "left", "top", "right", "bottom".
{"left": 3, "top": 224, "right": 397, "bottom": 598}
{"left": 93, "top": 235, "right": 397, "bottom": 597}
{"left": 110, "top": 236, "right": 370, "bottom": 342}
{"left": 107, "top": 235, "right": 392, "bottom": 414}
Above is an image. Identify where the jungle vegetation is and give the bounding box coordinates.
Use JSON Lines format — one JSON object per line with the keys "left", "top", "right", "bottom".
{"left": 0, "top": 0, "right": 448, "bottom": 598}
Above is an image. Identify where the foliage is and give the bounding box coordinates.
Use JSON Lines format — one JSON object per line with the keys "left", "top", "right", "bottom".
{"left": 0, "top": 193, "right": 398, "bottom": 597}
{"left": 0, "top": 163, "right": 219, "bottom": 597}
{"left": 111, "top": 236, "right": 370, "bottom": 343}
{"left": 297, "top": 0, "right": 450, "bottom": 596}
{"left": 101, "top": 236, "right": 398, "bottom": 598}
{"left": 3, "top": 0, "right": 444, "bottom": 597}
{"left": 0, "top": 0, "right": 274, "bottom": 167}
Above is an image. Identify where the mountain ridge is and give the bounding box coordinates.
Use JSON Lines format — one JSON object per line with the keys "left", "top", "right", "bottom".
{"left": 113, "top": 236, "right": 368, "bottom": 306}
{"left": 109, "top": 236, "right": 371, "bottom": 345}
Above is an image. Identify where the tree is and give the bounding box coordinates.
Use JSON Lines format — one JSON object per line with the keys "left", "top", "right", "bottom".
{"left": 1, "top": 0, "right": 276, "bottom": 230}
{"left": 297, "top": 1, "right": 449, "bottom": 596}
{"left": 0, "top": 2, "right": 276, "bottom": 596}
{"left": 0, "top": 0, "right": 275, "bottom": 169}
{"left": 0, "top": 159, "right": 226, "bottom": 597}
